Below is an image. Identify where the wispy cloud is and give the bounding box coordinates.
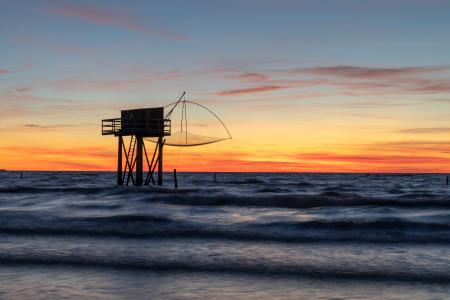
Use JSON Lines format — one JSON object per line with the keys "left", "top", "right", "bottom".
{"left": 15, "top": 86, "right": 32, "bottom": 92}
{"left": 338, "top": 77, "right": 450, "bottom": 95}
{"left": 324, "top": 100, "right": 420, "bottom": 109}
{"left": 3, "top": 146, "right": 115, "bottom": 159}
{"left": 216, "top": 85, "right": 285, "bottom": 96}
{"left": 52, "top": 70, "right": 184, "bottom": 91}
{"left": 365, "top": 140, "right": 450, "bottom": 155}
{"left": 226, "top": 72, "right": 269, "bottom": 82}
{"left": 46, "top": 3, "right": 187, "bottom": 40}
{"left": 297, "top": 152, "right": 450, "bottom": 164}
{"left": 10, "top": 36, "right": 96, "bottom": 56}
{"left": 0, "top": 69, "right": 12, "bottom": 74}
{"left": 288, "top": 137, "right": 450, "bottom": 172}
{"left": 22, "top": 123, "right": 90, "bottom": 130}
{"left": 217, "top": 64, "right": 450, "bottom": 98}
{"left": 0, "top": 123, "right": 96, "bottom": 133}
{"left": 291, "top": 65, "right": 448, "bottom": 79}
{"left": 398, "top": 127, "right": 450, "bottom": 134}
{"left": 291, "top": 65, "right": 450, "bottom": 95}
{"left": 0, "top": 93, "right": 50, "bottom": 105}
{"left": 0, "top": 91, "right": 125, "bottom": 121}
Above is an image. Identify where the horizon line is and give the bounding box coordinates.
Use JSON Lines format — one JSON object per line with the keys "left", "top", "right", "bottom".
{"left": 2, "top": 170, "right": 450, "bottom": 175}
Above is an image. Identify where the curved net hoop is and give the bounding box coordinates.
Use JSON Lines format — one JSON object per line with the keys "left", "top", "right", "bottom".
{"left": 146, "top": 99, "right": 231, "bottom": 147}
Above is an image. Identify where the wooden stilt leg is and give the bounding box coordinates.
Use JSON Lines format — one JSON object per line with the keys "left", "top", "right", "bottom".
{"left": 136, "top": 136, "right": 143, "bottom": 186}
{"left": 117, "top": 136, "right": 123, "bottom": 185}
{"left": 158, "top": 137, "right": 163, "bottom": 185}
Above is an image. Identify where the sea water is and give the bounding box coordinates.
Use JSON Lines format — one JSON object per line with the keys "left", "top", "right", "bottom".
{"left": 0, "top": 172, "right": 449, "bottom": 299}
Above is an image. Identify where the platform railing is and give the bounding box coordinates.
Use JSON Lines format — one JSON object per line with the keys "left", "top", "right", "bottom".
{"left": 102, "top": 118, "right": 171, "bottom": 136}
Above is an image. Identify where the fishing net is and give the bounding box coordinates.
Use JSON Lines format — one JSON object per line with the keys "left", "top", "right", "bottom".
{"left": 156, "top": 131, "right": 229, "bottom": 147}
{"left": 146, "top": 96, "right": 232, "bottom": 147}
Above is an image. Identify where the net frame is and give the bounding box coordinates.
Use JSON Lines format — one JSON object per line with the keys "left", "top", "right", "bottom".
{"left": 146, "top": 97, "right": 232, "bottom": 147}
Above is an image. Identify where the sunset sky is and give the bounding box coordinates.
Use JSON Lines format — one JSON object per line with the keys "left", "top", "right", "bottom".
{"left": 1, "top": 0, "right": 450, "bottom": 172}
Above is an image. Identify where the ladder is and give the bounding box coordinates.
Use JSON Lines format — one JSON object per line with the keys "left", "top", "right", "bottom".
{"left": 124, "top": 135, "right": 137, "bottom": 186}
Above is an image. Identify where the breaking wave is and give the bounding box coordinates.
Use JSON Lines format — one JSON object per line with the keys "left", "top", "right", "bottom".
{"left": 0, "top": 211, "right": 449, "bottom": 244}
{"left": 0, "top": 254, "right": 448, "bottom": 283}
{"left": 1, "top": 185, "right": 450, "bottom": 210}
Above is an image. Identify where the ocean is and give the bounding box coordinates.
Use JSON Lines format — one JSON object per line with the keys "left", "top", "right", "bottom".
{"left": 0, "top": 172, "right": 449, "bottom": 299}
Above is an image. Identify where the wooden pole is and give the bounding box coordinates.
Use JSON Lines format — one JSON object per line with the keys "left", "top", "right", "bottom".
{"left": 158, "top": 137, "right": 163, "bottom": 185}
{"left": 447, "top": 176, "right": 449, "bottom": 186}
{"left": 136, "top": 136, "right": 143, "bottom": 186}
{"left": 117, "top": 136, "right": 123, "bottom": 185}
{"left": 174, "top": 169, "right": 178, "bottom": 189}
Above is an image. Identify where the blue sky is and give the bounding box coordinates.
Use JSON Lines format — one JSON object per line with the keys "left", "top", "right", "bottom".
{"left": 1, "top": 0, "right": 450, "bottom": 171}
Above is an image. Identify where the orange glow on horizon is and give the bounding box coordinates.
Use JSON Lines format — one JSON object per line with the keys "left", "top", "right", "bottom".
{"left": 1, "top": 137, "right": 450, "bottom": 173}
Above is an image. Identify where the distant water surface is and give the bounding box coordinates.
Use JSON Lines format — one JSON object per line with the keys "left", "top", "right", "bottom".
{"left": 0, "top": 172, "right": 449, "bottom": 299}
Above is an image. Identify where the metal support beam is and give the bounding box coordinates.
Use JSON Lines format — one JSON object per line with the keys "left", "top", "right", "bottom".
{"left": 117, "top": 136, "right": 123, "bottom": 185}
{"left": 158, "top": 137, "right": 163, "bottom": 185}
{"left": 136, "top": 136, "right": 143, "bottom": 186}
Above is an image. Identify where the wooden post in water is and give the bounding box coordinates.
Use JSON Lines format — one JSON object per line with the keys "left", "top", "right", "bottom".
{"left": 136, "top": 136, "right": 143, "bottom": 186}
{"left": 117, "top": 136, "right": 123, "bottom": 185}
{"left": 447, "top": 176, "right": 449, "bottom": 186}
{"left": 174, "top": 169, "right": 178, "bottom": 189}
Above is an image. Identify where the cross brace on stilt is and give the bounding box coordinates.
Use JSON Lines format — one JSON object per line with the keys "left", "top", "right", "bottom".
{"left": 117, "top": 135, "right": 164, "bottom": 186}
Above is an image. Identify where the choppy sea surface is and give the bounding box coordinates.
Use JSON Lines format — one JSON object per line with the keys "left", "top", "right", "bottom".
{"left": 0, "top": 172, "right": 449, "bottom": 299}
